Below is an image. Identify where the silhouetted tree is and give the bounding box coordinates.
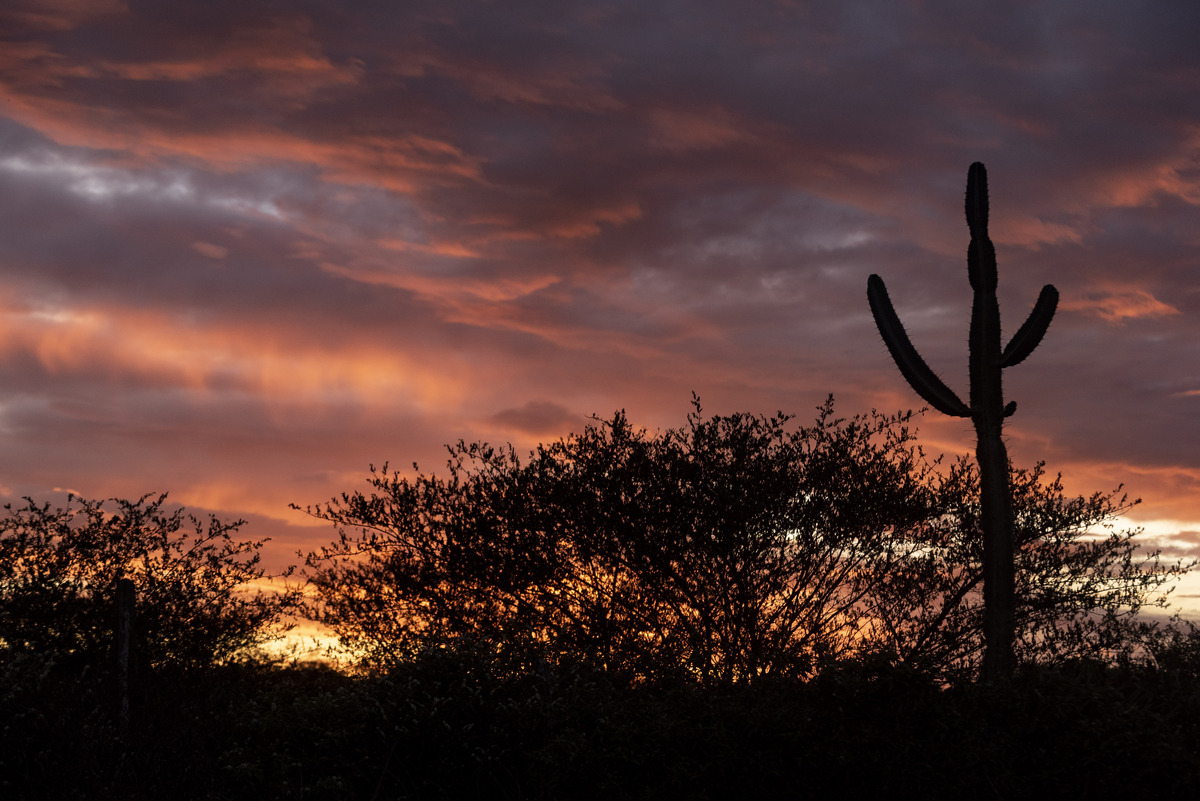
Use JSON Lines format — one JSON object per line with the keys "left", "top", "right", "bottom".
{"left": 515, "top": 398, "right": 938, "bottom": 683}
{"left": 301, "top": 398, "right": 936, "bottom": 681}
{"left": 301, "top": 399, "right": 1187, "bottom": 683}
{"left": 859, "top": 459, "right": 1188, "bottom": 682}
{"left": 0, "top": 493, "right": 300, "bottom": 673}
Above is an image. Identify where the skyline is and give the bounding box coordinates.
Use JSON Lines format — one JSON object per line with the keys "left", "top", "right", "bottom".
{"left": 1, "top": 1, "right": 1198, "bottom": 613}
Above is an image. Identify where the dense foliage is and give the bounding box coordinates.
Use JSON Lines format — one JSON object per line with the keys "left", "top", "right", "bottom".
{"left": 861, "top": 458, "right": 1186, "bottom": 678}
{"left": 6, "top": 643, "right": 1200, "bottom": 800}
{"left": 0, "top": 493, "right": 300, "bottom": 672}
{"left": 301, "top": 398, "right": 1187, "bottom": 683}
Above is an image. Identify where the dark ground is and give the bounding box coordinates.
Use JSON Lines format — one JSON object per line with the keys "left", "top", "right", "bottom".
{"left": 4, "top": 648, "right": 1199, "bottom": 800}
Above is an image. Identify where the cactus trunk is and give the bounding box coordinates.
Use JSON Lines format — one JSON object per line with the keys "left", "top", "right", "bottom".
{"left": 966, "top": 161, "right": 1015, "bottom": 680}
{"left": 976, "top": 424, "right": 1015, "bottom": 678}
{"left": 867, "top": 162, "right": 1057, "bottom": 682}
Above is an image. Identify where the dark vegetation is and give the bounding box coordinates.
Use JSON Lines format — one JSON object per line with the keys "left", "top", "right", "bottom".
{"left": 3, "top": 401, "right": 1199, "bottom": 799}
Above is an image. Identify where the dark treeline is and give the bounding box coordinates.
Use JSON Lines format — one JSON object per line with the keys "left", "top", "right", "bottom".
{"left": 299, "top": 397, "right": 1185, "bottom": 685}
{"left": 3, "top": 399, "right": 1199, "bottom": 799}
{"left": 7, "top": 648, "right": 1200, "bottom": 799}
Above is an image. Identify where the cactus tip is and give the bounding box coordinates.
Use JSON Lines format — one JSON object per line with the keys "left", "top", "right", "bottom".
{"left": 965, "top": 162, "right": 989, "bottom": 237}
{"left": 999, "top": 284, "right": 1059, "bottom": 368}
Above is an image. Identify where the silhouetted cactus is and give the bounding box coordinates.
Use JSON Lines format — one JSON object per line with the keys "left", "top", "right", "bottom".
{"left": 867, "top": 163, "right": 1058, "bottom": 681}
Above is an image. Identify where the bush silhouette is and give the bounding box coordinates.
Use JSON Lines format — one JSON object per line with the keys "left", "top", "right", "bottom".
{"left": 301, "top": 398, "right": 1181, "bottom": 685}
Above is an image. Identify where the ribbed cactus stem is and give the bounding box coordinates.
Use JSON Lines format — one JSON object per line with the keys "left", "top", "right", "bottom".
{"left": 868, "top": 162, "right": 1058, "bottom": 682}
{"left": 966, "top": 162, "right": 1015, "bottom": 681}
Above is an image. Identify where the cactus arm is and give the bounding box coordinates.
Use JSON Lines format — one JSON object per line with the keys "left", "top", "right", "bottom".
{"left": 868, "top": 273, "right": 972, "bottom": 418}
{"left": 999, "top": 284, "right": 1059, "bottom": 368}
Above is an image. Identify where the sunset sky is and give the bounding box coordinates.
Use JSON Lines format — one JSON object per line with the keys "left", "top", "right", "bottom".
{"left": 1, "top": 1, "right": 1198, "bottom": 615}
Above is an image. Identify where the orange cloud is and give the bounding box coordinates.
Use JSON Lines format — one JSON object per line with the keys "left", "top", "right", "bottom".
{"left": 0, "top": 19, "right": 477, "bottom": 195}
{"left": 190, "top": 241, "right": 228, "bottom": 259}
{"left": 169, "top": 479, "right": 325, "bottom": 530}
{"left": 993, "top": 214, "right": 1083, "bottom": 248}
{"left": 326, "top": 260, "right": 560, "bottom": 304}
{"left": 1088, "top": 132, "right": 1200, "bottom": 208}
{"left": 376, "top": 238, "right": 483, "bottom": 259}
{"left": 468, "top": 200, "right": 643, "bottom": 242}
{"left": 0, "top": 12, "right": 355, "bottom": 98}
{"left": 91, "top": 15, "right": 361, "bottom": 100}
{"left": 1028, "top": 454, "right": 1200, "bottom": 533}
{"left": 0, "top": 300, "right": 467, "bottom": 410}
{"left": 542, "top": 201, "right": 644, "bottom": 239}
{"left": 0, "top": 0, "right": 127, "bottom": 33}
{"left": 312, "top": 256, "right": 700, "bottom": 364}
{"left": 1061, "top": 285, "right": 1180, "bottom": 322}
{"left": 390, "top": 47, "right": 624, "bottom": 112}
{"left": 648, "top": 106, "right": 766, "bottom": 152}
{"left": 1096, "top": 164, "right": 1200, "bottom": 208}
{"left": 0, "top": 81, "right": 481, "bottom": 194}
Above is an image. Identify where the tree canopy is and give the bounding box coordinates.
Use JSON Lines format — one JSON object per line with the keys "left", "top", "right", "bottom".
{"left": 0, "top": 493, "right": 301, "bottom": 672}
{"left": 301, "top": 398, "right": 1187, "bottom": 683}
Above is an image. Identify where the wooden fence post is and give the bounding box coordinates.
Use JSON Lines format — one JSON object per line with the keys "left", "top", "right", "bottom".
{"left": 116, "top": 577, "right": 135, "bottom": 735}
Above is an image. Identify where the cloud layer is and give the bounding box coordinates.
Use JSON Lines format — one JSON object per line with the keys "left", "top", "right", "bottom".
{"left": 1, "top": 0, "right": 1198, "bottom": 586}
